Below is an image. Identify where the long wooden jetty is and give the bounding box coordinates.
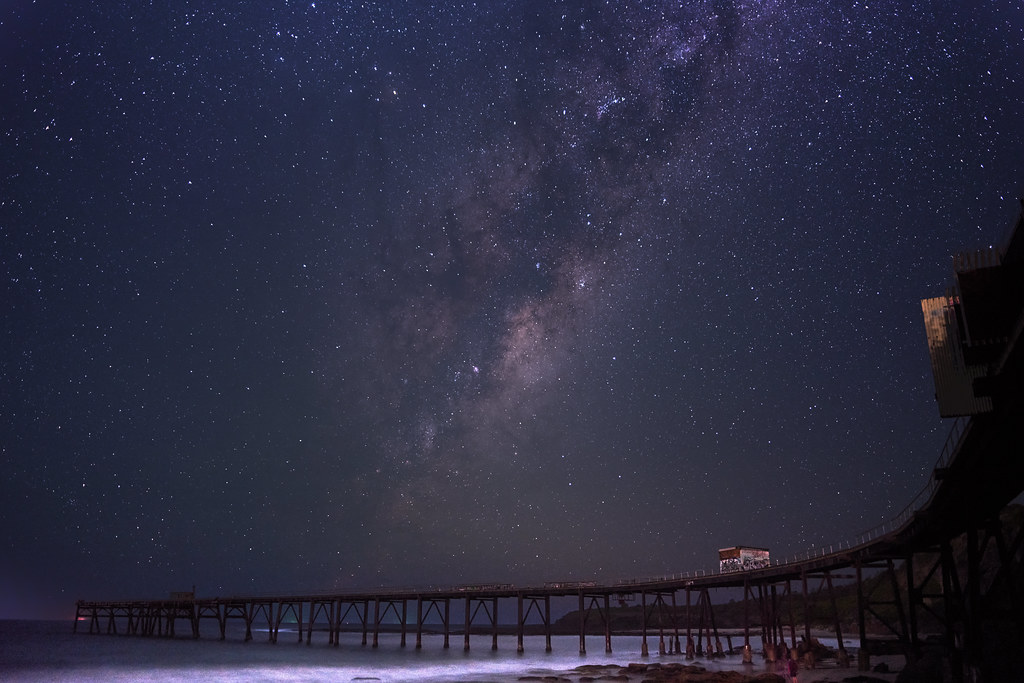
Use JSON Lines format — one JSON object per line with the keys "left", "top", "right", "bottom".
{"left": 73, "top": 570, "right": 860, "bottom": 663}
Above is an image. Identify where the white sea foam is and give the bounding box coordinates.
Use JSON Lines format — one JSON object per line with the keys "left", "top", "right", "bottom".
{"left": 0, "top": 620, "right": 890, "bottom": 682}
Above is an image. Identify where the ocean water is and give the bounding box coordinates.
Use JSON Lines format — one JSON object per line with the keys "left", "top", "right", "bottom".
{"left": 0, "top": 620, "right": 860, "bottom": 682}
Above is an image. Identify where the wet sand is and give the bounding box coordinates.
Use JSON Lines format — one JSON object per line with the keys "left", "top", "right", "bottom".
{"left": 532, "top": 655, "right": 905, "bottom": 683}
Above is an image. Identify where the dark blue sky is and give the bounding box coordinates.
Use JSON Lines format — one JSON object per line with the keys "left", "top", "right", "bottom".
{"left": 2, "top": 1, "right": 1022, "bottom": 619}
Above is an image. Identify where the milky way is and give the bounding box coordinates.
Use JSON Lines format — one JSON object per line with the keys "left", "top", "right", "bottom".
{"left": 2, "top": 1, "right": 1022, "bottom": 617}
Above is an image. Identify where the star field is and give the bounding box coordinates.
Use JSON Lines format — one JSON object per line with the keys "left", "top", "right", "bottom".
{"left": 2, "top": 1, "right": 1023, "bottom": 619}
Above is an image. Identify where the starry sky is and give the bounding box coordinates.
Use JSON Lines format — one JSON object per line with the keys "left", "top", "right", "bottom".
{"left": 2, "top": 1, "right": 1023, "bottom": 620}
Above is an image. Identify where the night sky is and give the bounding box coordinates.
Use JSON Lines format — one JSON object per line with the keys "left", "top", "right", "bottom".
{"left": 3, "top": 1, "right": 1022, "bottom": 620}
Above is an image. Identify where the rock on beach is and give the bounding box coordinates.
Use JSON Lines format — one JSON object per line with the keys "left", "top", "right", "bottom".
{"left": 559, "top": 662, "right": 787, "bottom": 683}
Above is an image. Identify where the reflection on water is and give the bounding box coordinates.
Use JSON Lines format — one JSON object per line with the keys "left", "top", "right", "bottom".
{"left": 1, "top": 620, "right": 864, "bottom": 682}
